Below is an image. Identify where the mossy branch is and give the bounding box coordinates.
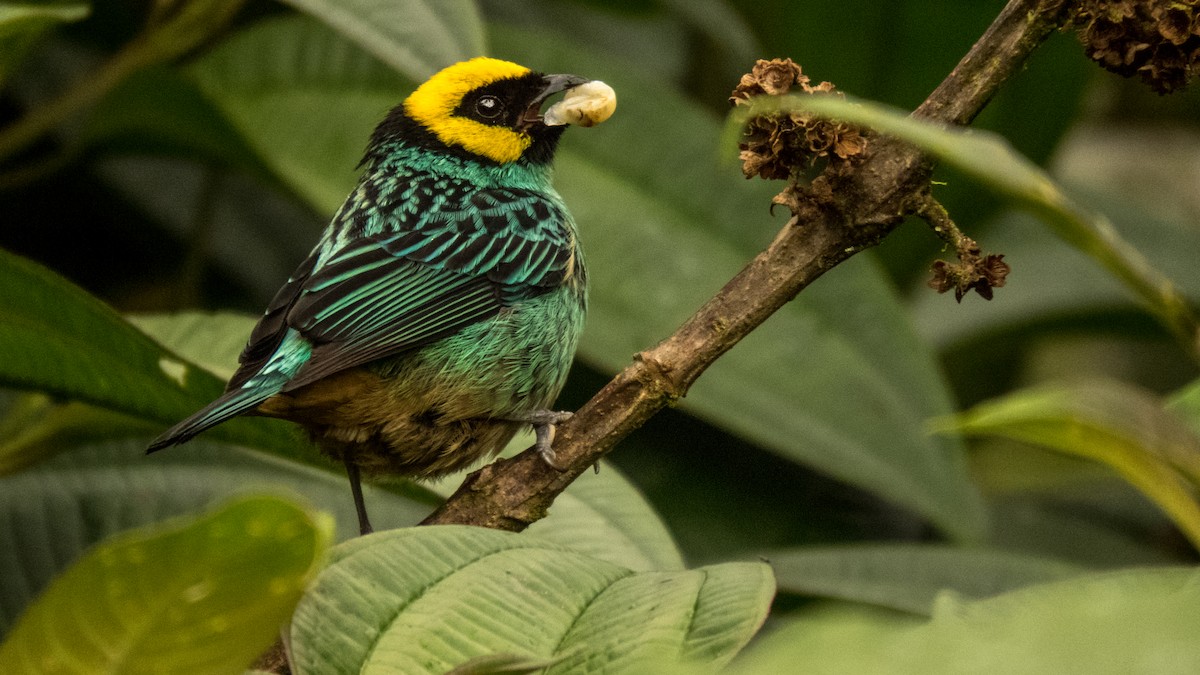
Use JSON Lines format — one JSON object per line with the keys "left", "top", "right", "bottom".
{"left": 422, "top": 0, "right": 1073, "bottom": 529}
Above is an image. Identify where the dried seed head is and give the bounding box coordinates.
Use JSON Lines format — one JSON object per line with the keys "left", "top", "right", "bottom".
{"left": 758, "top": 58, "right": 805, "bottom": 95}
{"left": 731, "top": 58, "right": 868, "bottom": 181}
{"left": 731, "top": 58, "right": 807, "bottom": 102}
{"left": 928, "top": 250, "right": 1011, "bottom": 302}
{"left": 1073, "top": 0, "right": 1200, "bottom": 93}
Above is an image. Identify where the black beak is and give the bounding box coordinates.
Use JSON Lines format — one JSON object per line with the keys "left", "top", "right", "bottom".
{"left": 521, "top": 73, "right": 591, "bottom": 129}
{"left": 534, "top": 73, "right": 591, "bottom": 104}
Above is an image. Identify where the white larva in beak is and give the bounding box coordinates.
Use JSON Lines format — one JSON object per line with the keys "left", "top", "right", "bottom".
{"left": 543, "top": 81, "right": 617, "bottom": 128}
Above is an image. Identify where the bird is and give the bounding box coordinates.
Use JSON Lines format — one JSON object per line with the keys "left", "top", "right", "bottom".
{"left": 147, "top": 57, "right": 612, "bottom": 535}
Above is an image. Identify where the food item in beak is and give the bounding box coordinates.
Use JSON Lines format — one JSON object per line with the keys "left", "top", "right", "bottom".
{"left": 543, "top": 81, "right": 617, "bottom": 128}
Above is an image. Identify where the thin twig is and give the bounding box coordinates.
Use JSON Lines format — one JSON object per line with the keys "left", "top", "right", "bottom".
{"left": 916, "top": 193, "right": 966, "bottom": 250}
{"left": 422, "top": 0, "right": 1074, "bottom": 530}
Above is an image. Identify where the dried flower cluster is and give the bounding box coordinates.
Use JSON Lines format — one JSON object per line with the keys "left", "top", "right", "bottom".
{"left": 1073, "top": 0, "right": 1200, "bottom": 93}
{"left": 730, "top": 59, "right": 867, "bottom": 180}
{"left": 928, "top": 238, "right": 1011, "bottom": 302}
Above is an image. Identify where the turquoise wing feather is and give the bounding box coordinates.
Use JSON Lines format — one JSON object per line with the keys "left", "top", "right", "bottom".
{"left": 236, "top": 184, "right": 577, "bottom": 392}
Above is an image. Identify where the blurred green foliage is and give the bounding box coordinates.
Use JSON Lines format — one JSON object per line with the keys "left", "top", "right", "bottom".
{"left": 1, "top": 0, "right": 1199, "bottom": 671}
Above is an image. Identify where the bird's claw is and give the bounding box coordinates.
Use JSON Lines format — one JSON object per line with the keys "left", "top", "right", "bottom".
{"left": 534, "top": 422, "right": 565, "bottom": 471}
{"left": 503, "top": 409, "right": 572, "bottom": 471}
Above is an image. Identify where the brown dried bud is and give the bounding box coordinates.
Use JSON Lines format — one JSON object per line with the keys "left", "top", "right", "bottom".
{"left": 980, "top": 254, "right": 1011, "bottom": 289}
{"left": 802, "top": 80, "right": 836, "bottom": 94}
{"left": 928, "top": 260, "right": 958, "bottom": 295}
{"left": 803, "top": 122, "right": 834, "bottom": 155}
{"left": 831, "top": 123, "right": 867, "bottom": 159}
{"left": 731, "top": 58, "right": 808, "bottom": 104}
{"left": 756, "top": 58, "right": 805, "bottom": 95}
{"left": 731, "top": 73, "right": 759, "bottom": 104}
{"left": 731, "top": 59, "right": 869, "bottom": 181}
{"left": 927, "top": 250, "right": 1010, "bottom": 302}
{"left": 1157, "top": 6, "right": 1194, "bottom": 45}
{"left": 1073, "top": 0, "right": 1200, "bottom": 93}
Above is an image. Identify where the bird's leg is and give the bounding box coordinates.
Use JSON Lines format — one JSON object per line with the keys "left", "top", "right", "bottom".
{"left": 344, "top": 457, "right": 374, "bottom": 535}
{"left": 502, "top": 409, "right": 573, "bottom": 470}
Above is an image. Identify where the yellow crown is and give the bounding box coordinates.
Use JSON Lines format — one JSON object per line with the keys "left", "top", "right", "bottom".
{"left": 404, "top": 58, "right": 534, "bottom": 164}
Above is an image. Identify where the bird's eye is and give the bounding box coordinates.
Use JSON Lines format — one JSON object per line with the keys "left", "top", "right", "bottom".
{"left": 474, "top": 95, "right": 504, "bottom": 120}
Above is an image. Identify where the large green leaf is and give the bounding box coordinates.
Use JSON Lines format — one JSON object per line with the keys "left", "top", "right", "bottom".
{"left": 280, "top": 0, "right": 484, "bottom": 79}
{"left": 522, "top": 460, "right": 684, "bottom": 571}
{"left": 0, "top": 438, "right": 433, "bottom": 637}
{"left": 0, "top": 247, "right": 301, "bottom": 456}
{"left": 0, "top": 495, "right": 331, "bottom": 674}
{"left": 290, "top": 526, "right": 772, "bottom": 673}
{"left": 729, "top": 567, "right": 1200, "bottom": 674}
{"left": 935, "top": 379, "right": 1200, "bottom": 550}
{"left": 768, "top": 543, "right": 1082, "bottom": 615}
{"left": 187, "top": 13, "right": 985, "bottom": 541}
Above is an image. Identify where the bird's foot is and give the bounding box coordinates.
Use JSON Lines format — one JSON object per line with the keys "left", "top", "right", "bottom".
{"left": 502, "top": 410, "right": 573, "bottom": 470}
{"left": 507, "top": 410, "right": 574, "bottom": 426}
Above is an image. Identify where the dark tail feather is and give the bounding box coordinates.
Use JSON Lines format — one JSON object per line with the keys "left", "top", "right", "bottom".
{"left": 146, "top": 386, "right": 277, "bottom": 453}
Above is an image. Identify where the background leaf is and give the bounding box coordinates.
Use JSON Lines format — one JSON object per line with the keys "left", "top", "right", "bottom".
{"left": 279, "top": 0, "right": 485, "bottom": 80}
{"left": 0, "top": 1, "right": 89, "bottom": 87}
{"left": 730, "top": 567, "right": 1200, "bottom": 675}
{"left": 768, "top": 543, "right": 1083, "bottom": 615}
{"left": 0, "top": 495, "right": 331, "bottom": 674}
{"left": 0, "top": 393, "right": 153, "bottom": 474}
{"left": 519, "top": 462, "right": 685, "bottom": 571}
{"left": 188, "top": 14, "right": 412, "bottom": 214}
{"left": 936, "top": 379, "right": 1200, "bottom": 550}
{"left": 128, "top": 312, "right": 257, "bottom": 380}
{"left": 0, "top": 438, "right": 432, "bottom": 638}
{"left": 0, "top": 247, "right": 302, "bottom": 457}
